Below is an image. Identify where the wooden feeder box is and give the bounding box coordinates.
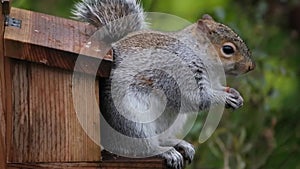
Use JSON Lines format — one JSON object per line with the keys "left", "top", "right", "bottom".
{"left": 0, "top": 1, "right": 166, "bottom": 169}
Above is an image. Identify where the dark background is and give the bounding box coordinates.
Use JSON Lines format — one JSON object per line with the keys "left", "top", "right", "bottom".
{"left": 12, "top": 0, "right": 300, "bottom": 168}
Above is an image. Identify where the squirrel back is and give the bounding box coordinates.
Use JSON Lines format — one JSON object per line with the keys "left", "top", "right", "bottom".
{"left": 72, "top": 0, "right": 146, "bottom": 42}
{"left": 72, "top": 0, "right": 254, "bottom": 74}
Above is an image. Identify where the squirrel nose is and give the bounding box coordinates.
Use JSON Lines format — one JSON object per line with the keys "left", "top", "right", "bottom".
{"left": 248, "top": 62, "right": 255, "bottom": 71}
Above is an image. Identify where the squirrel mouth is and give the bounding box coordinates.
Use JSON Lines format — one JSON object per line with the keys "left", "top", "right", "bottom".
{"left": 225, "top": 71, "right": 239, "bottom": 76}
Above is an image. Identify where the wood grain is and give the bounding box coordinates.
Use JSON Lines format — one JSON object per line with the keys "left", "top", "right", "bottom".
{"left": 8, "top": 60, "right": 101, "bottom": 163}
{"left": 0, "top": 1, "right": 8, "bottom": 168}
{"left": 5, "top": 58, "right": 13, "bottom": 168}
{"left": 4, "top": 8, "right": 112, "bottom": 77}
{"left": 7, "top": 160, "right": 166, "bottom": 169}
{"left": 6, "top": 151, "right": 166, "bottom": 169}
{"left": 2, "top": 5, "right": 170, "bottom": 169}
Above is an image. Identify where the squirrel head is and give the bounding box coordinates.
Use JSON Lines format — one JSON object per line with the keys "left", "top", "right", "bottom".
{"left": 197, "top": 14, "right": 255, "bottom": 76}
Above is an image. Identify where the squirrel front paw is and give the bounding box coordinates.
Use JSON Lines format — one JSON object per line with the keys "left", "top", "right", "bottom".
{"left": 159, "top": 147, "right": 184, "bottom": 169}
{"left": 225, "top": 87, "right": 244, "bottom": 109}
{"left": 174, "top": 141, "right": 195, "bottom": 164}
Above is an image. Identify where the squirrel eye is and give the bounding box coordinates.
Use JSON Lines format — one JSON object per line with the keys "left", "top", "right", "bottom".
{"left": 221, "top": 42, "right": 236, "bottom": 58}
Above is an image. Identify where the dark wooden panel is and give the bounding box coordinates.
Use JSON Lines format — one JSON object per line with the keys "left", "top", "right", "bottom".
{"left": 100, "top": 151, "right": 166, "bottom": 169}
{"left": 9, "top": 61, "right": 101, "bottom": 163}
{"left": 1, "top": 0, "right": 11, "bottom": 15}
{"left": 4, "top": 8, "right": 112, "bottom": 77}
{"left": 0, "top": 1, "right": 7, "bottom": 168}
{"left": 7, "top": 161, "right": 165, "bottom": 169}
{"left": 7, "top": 151, "right": 166, "bottom": 169}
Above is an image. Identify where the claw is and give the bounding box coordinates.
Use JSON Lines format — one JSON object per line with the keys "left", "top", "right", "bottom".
{"left": 225, "top": 88, "right": 244, "bottom": 109}
{"left": 159, "top": 147, "right": 184, "bottom": 169}
{"left": 174, "top": 141, "right": 195, "bottom": 164}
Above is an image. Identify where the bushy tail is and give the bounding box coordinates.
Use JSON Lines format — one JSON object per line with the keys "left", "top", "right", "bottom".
{"left": 72, "top": 0, "right": 146, "bottom": 42}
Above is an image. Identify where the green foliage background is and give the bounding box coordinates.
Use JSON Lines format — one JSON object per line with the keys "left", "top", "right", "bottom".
{"left": 12, "top": 0, "right": 300, "bottom": 168}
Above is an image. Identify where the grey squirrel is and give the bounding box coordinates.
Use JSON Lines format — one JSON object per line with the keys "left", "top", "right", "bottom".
{"left": 72, "top": 0, "right": 255, "bottom": 169}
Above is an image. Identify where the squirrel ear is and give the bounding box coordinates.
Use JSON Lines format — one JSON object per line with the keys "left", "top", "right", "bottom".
{"left": 202, "top": 14, "right": 214, "bottom": 21}
{"left": 197, "top": 20, "right": 211, "bottom": 34}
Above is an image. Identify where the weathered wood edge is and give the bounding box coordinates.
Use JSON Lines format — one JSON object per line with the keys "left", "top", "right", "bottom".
{"left": 4, "top": 7, "right": 112, "bottom": 77}
{"left": 0, "top": 1, "right": 8, "bottom": 169}
{"left": 2, "top": 0, "right": 11, "bottom": 15}
{"left": 7, "top": 160, "right": 166, "bottom": 169}
{"left": 4, "top": 54, "right": 12, "bottom": 166}
{"left": 6, "top": 151, "right": 166, "bottom": 169}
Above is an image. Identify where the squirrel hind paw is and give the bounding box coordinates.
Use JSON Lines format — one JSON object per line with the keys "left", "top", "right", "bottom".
{"left": 159, "top": 147, "right": 185, "bottom": 169}
{"left": 174, "top": 141, "right": 195, "bottom": 164}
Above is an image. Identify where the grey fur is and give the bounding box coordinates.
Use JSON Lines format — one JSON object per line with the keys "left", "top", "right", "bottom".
{"left": 72, "top": 0, "right": 146, "bottom": 42}
{"left": 72, "top": 1, "right": 252, "bottom": 169}
{"left": 101, "top": 28, "right": 243, "bottom": 169}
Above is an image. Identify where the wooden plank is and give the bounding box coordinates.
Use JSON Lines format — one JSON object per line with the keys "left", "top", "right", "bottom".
{"left": 2, "top": 0, "right": 11, "bottom": 15}
{"left": 7, "top": 163, "right": 101, "bottom": 169}
{"left": 7, "top": 160, "right": 166, "bottom": 169}
{"left": 5, "top": 57, "right": 13, "bottom": 169}
{"left": 8, "top": 60, "right": 101, "bottom": 163}
{"left": 100, "top": 151, "right": 166, "bottom": 169}
{"left": 4, "top": 7, "right": 112, "bottom": 77}
{"left": 7, "top": 151, "right": 166, "bottom": 169}
{"left": 9, "top": 60, "right": 29, "bottom": 162}
{"left": 0, "top": 1, "right": 9, "bottom": 168}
